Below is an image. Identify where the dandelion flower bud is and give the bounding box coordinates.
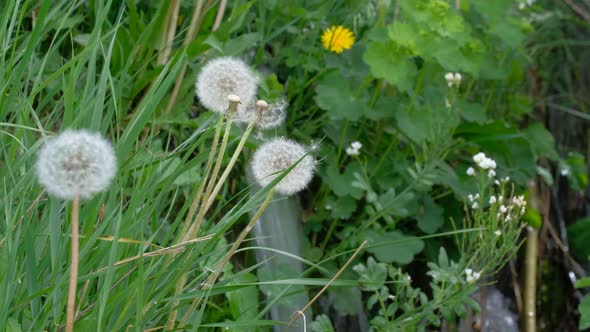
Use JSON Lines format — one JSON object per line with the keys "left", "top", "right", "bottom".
{"left": 36, "top": 130, "right": 117, "bottom": 200}
{"left": 196, "top": 57, "right": 258, "bottom": 113}
{"left": 227, "top": 94, "right": 241, "bottom": 103}
{"left": 237, "top": 99, "right": 287, "bottom": 129}
{"left": 251, "top": 138, "right": 315, "bottom": 195}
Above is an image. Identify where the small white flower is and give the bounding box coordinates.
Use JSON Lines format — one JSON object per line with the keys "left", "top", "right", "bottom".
{"left": 351, "top": 141, "right": 362, "bottom": 150}
{"left": 445, "top": 72, "right": 462, "bottom": 87}
{"left": 325, "top": 204, "right": 332, "bottom": 210}
{"left": 251, "top": 138, "right": 315, "bottom": 195}
{"left": 345, "top": 147, "right": 359, "bottom": 156}
{"left": 495, "top": 230, "right": 501, "bottom": 236}
{"left": 505, "top": 215, "right": 512, "bottom": 222}
{"left": 473, "top": 271, "right": 481, "bottom": 280}
{"left": 474, "top": 193, "right": 480, "bottom": 200}
{"left": 471, "top": 202, "right": 479, "bottom": 209}
{"left": 345, "top": 141, "right": 363, "bottom": 156}
{"left": 502, "top": 176, "right": 510, "bottom": 182}
{"left": 465, "top": 268, "right": 473, "bottom": 275}
{"left": 500, "top": 205, "right": 508, "bottom": 213}
{"left": 468, "top": 194, "right": 474, "bottom": 202}
{"left": 489, "top": 196, "right": 497, "bottom": 204}
{"left": 473, "top": 152, "right": 486, "bottom": 163}
{"left": 36, "top": 130, "right": 117, "bottom": 200}
{"left": 488, "top": 169, "right": 496, "bottom": 178}
{"left": 466, "top": 167, "right": 476, "bottom": 176}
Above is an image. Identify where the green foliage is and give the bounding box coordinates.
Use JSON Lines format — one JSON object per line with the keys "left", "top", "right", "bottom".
{"left": 0, "top": 0, "right": 558, "bottom": 330}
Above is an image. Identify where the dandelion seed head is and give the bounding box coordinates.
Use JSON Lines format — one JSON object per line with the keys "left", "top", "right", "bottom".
{"left": 36, "top": 130, "right": 117, "bottom": 200}
{"left": 196, "top": 57, "right": 258, "bottom": 113}
{"left": 251, "top": 138, "right": 315, "bottom": 195}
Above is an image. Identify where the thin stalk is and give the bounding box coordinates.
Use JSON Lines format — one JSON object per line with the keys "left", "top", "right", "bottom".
{"left": 202, "top": 189, "right": 275, "bottom": 289}
{"left": 523, "top": 226, "right": 538, "bottom": 332}
{"left": 212, "top": 0, "right": 228, "bottom": 31}
{"left": 178, "top": 114, "right": 223, "bottom": 239}
{"left": 164, "top": 0, "right": 213, "bottom": 115}
{"left": 65, "top": 194, "right": 80, "bottom": 332}
{"left": 288, "top": 240, "right": 368, "bottom": 327}
{"left": 167, "top": 102, "right": 238, "bottom": 329}
{"left": 158, "top": 0, "right": 181, "bottom": 65}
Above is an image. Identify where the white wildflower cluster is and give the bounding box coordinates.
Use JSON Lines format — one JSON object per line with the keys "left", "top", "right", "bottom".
{"left": 471, "top": 152, "right": 497, "bottom": 178}
{"left": 464, "top": 268, "right": 481, "bottom": 283}
{"left": 444, "top": 72, "right": 462, "bottom": 88}
{"left": 36, "top": 130, "right": 117, "bottom": 200}
{"left": 345, "top": 141, "right": 362, "bottom": 156}
{"left": 468, "top": 193, "right": 480, "bottom": 210}
{"left": 518, "top": 0, "right": 535, "bottom": 10}
{"left": 251, "top": 137, "right": 315, "bottom": 195}
{"left": 196, "top": 57, "right": 259, "bottom": 114}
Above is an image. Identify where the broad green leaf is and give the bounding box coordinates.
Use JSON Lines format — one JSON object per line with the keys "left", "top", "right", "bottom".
{"left": 310, "top": 314, "right": 335, "bottom": 332}
{"left": 366, "top": 231, "right": 425, "bottom": 264}
{"left": 568, "top": 218, "right": 590, "bottom": 260}
{"left": 315, "top": 72, "right": 367, "bottom": 120}
{"left": 364, "top": 42, "right": 417, "bottom": 92}
{"left": 580, "top": 295, "right": 590, "bottom": 330}
{"left": 416, "top": 195, "right": 444, "bottom": 234}
{"left": 523, "top": 123, "right": 558, "bottom": 161}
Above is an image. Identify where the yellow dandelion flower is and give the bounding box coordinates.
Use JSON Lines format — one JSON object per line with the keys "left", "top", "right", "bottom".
{"left": 321, "top": 25, "right": 355, "bottom": 54}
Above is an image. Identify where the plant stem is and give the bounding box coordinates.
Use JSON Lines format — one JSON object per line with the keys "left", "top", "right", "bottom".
{"left": 288, "top": 240, "right": 368, "bottom": 328}
{"left": 185, "top": 107, "right": 238, "bottom": 239}
{"left": 164, "top": 0, "right": 213, "bottom": 114}
{"left": 178, "top": 114, "right": 223, "bottom": 239}
{"left": 212, "top": 0, "right": 228, "bottom": 31}
{"left": 65, "top": 194, "right": 80, "bottom": 332}
{"left": 523, "top": 226, "right": 538, "bottom": 332}
{"left": 202, "top": 188, "right": 275, "bottom": 289}
{"left": 158, "top": 0, "right": 181, "bottom": 65}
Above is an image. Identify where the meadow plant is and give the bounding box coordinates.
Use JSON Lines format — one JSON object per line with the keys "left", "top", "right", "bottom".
{"left": 35, "top": 130, "right": 116, "bottom": 332}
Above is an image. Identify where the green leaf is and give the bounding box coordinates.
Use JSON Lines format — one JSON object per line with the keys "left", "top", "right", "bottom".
{"left": 580, "top": 295, "right": 590, "bottom": 330}
{"left": 523, "top": 123, "right": 558, "bottom": 161}
{"left": 575, "top": 277, "right": 590, "bottom": 289}
{"left": 457, "top": 100, "right": 487, "bottom": 124}
{"left": 568, "top": 218, "right": 590, "bottom": 260}
{"left": 364, "top": 42, "right": 417, "bottom": 92}
{"left": 328, "top": 195, "right": 358, "bottom": 220}
{"left": 366, "top": 231, "right": 424, "bottom": 264}
{"left": 310, "top": 314, "right": 335, "bottom": 332}
{"left": 329, "top": 285, "right": 364, "bottom": 316}
{"left": 321, "top": 163, "right": 365, "bottom": 199}
{"left": 226, "top": 273, "right": 258, "bottom": 328}
{"left": 416, "top": 195, "right": 445, "bottom": 234}
{"left": 315, "top": 72, "right": 367, "bottom": 120}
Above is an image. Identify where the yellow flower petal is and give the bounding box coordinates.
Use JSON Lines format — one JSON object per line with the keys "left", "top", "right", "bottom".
{"left": 321, "top": 25, "right": 355, "bottom": 54}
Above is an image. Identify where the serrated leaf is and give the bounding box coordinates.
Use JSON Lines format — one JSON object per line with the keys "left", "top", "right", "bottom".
{"left": 364, "top": 42, "right": 417, "bottom": 92}
{"left": 315, "top": 72, "right": 367, "bottom": 120}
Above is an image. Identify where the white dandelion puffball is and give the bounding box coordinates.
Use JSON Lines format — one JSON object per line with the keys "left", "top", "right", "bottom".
{"left": 237, "top": 99, "right": 287, "bottom": 129}
{"left": 251, "top": 138, "right": 315, "bottom": 195}
{"left": 36, "top": 129, "right": 117, "bottom": 200}
{"left": 196, "top": 57, "right": 258, "bottom": 113}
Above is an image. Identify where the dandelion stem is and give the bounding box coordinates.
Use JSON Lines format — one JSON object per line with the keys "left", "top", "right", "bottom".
{"left": 65, "top": 194, "right": 80, "bottom": 332}
{"left": 203, "top": 188, "right": 275, "bottom": 289}
{"left": 179, "top": 114, "right": 223, "bottom": 239}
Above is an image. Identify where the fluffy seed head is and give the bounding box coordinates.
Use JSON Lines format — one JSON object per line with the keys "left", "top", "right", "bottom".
{"left": 196, "top": 57, "right": 258, "bottom": 113}
{"left": 237, "top": 99, "right": 287, "bottom": 129}
{"left": 251, "top": 138, "right": 315, "bottom": 195}
{"left": 36, "top": 130, "right": 117, "bottom": 200}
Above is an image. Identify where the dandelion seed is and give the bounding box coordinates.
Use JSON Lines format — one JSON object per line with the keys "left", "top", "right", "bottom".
{"left": 251, "top": 138, "right": 315, "bottom": 195}
{"left": 196, "top": 57, "right": 258, "bottom": 113}
{"left": 237, "top": 99, "right": 287, "bottom": 129}
{"left": 466, "top": 167, "right": 475, "bottom": 176}
{"left": 36, "top": 130, "right": 117, "bottom": 200}
{"left": 321, "top": 25, "right": 355, "bottom": 53}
